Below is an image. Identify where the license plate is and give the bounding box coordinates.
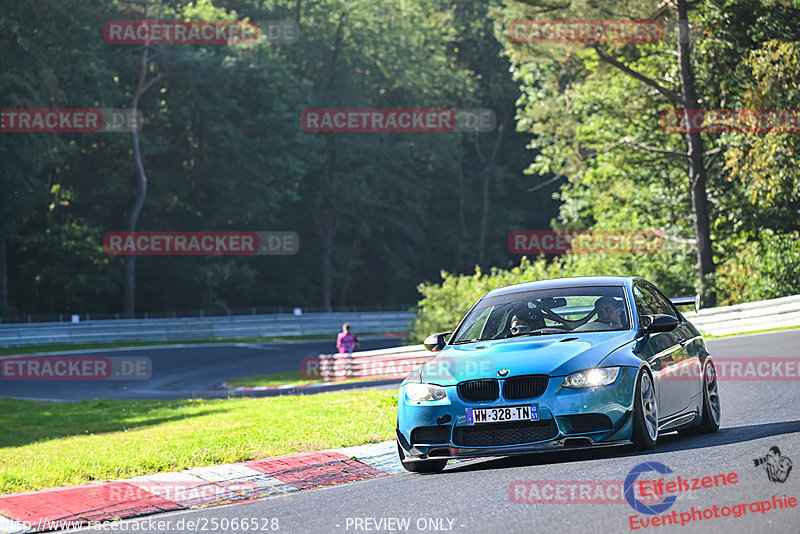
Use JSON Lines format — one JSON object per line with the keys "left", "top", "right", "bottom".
{"left": 466, "top": 404, "right": 539, "bottom": 425}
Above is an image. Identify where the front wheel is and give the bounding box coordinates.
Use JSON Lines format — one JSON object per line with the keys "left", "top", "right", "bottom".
{"left": 632, "top": 369, "right": 658, "bottom": 450}
{"left": 397, "top": 441, "right": 447, "bottom": 473}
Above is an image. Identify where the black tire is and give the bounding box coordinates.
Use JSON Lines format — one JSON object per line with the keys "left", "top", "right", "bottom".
{"left": 397, "top": 441, "right": 447, "bottom": 473}
{"left": 680, "top": 360, "right": 721, "bottom": 436}
{"left": 632, "top": 369, "right": 658, "bottom": 450}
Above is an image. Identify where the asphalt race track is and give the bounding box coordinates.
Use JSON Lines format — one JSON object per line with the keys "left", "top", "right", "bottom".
{"left": 68, "top": 329, "right": 800, "bottom": 534}
{"left": 0, "top": 337, "right": 400, "bottom": 401}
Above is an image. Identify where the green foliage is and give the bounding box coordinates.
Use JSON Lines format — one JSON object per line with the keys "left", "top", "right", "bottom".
{"left": 1, "top": 0, "right": 557, "bottom": 317}
{"left": 717, "top": 230, "right": 800, "bottom": 304}
{"left": 483, "top": 0, "right": 800, "bottom": 310}
{"left": 723, "top": 40, "right": 800, "bottom": 215}
{"left": 409, "top": 257, "right": 559, "bottom": 342}
{"left": 2, "top": 0, "right": 798, "bottom": 319}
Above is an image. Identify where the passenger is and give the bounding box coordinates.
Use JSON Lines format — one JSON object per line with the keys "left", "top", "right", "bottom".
{"left": 593, "top": 296, "right": 624, "bottom": 328}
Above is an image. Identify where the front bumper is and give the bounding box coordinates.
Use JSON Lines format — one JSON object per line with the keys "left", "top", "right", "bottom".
{"left": 397, "top": 366, "right": 638, "bottom": 461}
{"left": 396, "top": 430, "right": 632, "bottom": 462}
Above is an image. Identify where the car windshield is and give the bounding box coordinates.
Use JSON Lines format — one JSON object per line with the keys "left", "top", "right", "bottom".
{"left": 451, "top": 286, "right": 630, "bottom": 343}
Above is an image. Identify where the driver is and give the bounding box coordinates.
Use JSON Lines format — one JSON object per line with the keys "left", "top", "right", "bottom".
{"left": 510, "top": 304, "right": 543, "bottom": 335}
{"left": 510, "top": 315, "right": 531, "bottom": 335}
{"left": 593, "top": 296, "right": 624, "bottom": 328}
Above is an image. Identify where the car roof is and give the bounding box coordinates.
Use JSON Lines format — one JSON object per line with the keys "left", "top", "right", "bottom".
{"left": 484, "top": 276, "right": 638, "bottom": 297}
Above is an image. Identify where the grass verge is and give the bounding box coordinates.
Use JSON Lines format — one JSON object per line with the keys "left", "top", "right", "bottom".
{"left": 0, "top": 390, "right": 397, "bottom": 495}
{"left": 703, "top": 324, "right": 800, "bottom": 339}
{"left": 225, "top": 370, "right": 390, "bottom": 388}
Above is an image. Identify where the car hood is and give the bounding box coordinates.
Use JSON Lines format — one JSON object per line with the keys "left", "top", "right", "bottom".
{"left": 419, "top": 331, "right": 636, "bottom": 385}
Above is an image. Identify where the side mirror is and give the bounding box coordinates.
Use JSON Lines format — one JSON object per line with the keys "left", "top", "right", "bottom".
{"left": 423, "top": 332, "right": 451, "bottom": 352}
{"left": 641, "top": 314, "right": 679, "bottom": 334}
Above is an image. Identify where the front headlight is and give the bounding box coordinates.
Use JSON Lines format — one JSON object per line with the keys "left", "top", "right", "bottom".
{"left": 406, "top": 382, "right": 447, "bottom": 401}
{"left": 562, "top": 367, "right": 621, "bottom": 388}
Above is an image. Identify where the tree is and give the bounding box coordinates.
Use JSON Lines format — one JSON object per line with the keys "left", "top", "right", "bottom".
{"left": 122, "top": 30, "right": 163, "bottom": 316}
{"left": 496, "top": 0, "right": 721, "bottom": 306}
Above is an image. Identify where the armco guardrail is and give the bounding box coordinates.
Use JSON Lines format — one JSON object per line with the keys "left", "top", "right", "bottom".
{"left": 685, "top": 293, "right": 800, "bottom": 336}
{"left": 313, "top": 294, "right": 800, "bottom": 381}
{"left": 2, "top": 294, "right": 796, "bottom": 350}
{"left": 0, "top": 311, "right": 414, "bottom": 347}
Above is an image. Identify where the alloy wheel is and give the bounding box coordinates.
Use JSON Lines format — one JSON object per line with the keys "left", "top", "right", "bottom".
{"left": 640, "top": 372, "right": 658, "bottom": 441}
{"left": 705, "top": 362, "right": 721, "bottom": 425}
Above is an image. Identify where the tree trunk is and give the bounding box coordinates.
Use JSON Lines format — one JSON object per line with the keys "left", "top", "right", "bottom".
{"left": 312, "top": 14, "right": 346, "bottom": 313}
{"left": 0, "top": 237, "right": 7, "bottom": 317}
{"left": 475, "top": 117, "right": 507, "bottom": 268}
{"left": 677, "top": 0, "right": 716, "bottom": 307}
{"left": 337, "top": 232, "right": 360, "bottom": 307}
{"left": 312, "top": 151, "right": 337, "bottom": 313}
{"left": 122, "top": 121, "right": 146, "bottom": 316}
{"left": 457, "top": 144, "right": 467, "bottom": 240}
{"left": 478, "top": 167, "right": 490, "bottom": 267}
{"left": 122, "top": 42, "right": 162, "bottom": 317}
{"left": 320, "top": 230, "right": 334, "bottom": 312}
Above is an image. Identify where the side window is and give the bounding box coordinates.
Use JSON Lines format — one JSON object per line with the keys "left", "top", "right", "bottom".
{"left": 633, "top": 284, "right": 659, "bottom": 316}
{"left": 648, "top": 285, "right": 679, "bottom": 317}
{"left": 634, "top": 283, "right": 676, "bottom": 317}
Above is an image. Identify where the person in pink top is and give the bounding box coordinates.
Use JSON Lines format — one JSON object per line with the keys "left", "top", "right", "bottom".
{"left": 336, "top": 323, "right": 360, "bottom": 354}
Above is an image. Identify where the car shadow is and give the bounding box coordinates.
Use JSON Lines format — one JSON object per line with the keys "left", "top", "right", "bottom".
{"left": 440, "top": 419, "right": 800, "bottom": 474}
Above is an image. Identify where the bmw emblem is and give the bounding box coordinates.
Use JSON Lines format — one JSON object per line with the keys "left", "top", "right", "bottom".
{"left": 497, "top": 369, "right": 510, "bottom": 377}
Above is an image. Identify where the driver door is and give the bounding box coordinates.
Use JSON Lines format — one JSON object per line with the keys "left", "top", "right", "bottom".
{"left": 633, "top": 283, "right": 689, "bottom": 417}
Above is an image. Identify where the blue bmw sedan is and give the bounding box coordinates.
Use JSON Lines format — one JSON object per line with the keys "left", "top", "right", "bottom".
{"left": 396, "top": 276, "right": 720, "bottom": 473}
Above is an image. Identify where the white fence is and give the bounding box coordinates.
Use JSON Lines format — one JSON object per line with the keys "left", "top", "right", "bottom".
{"left": 684, "top": 294, "right": 800, "bottom": 336}
{"left": 0, "top": 311, "right": 414, "bottom": 347}
{"left": 315, "top": 345, "right": 432, "bottom": 380}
